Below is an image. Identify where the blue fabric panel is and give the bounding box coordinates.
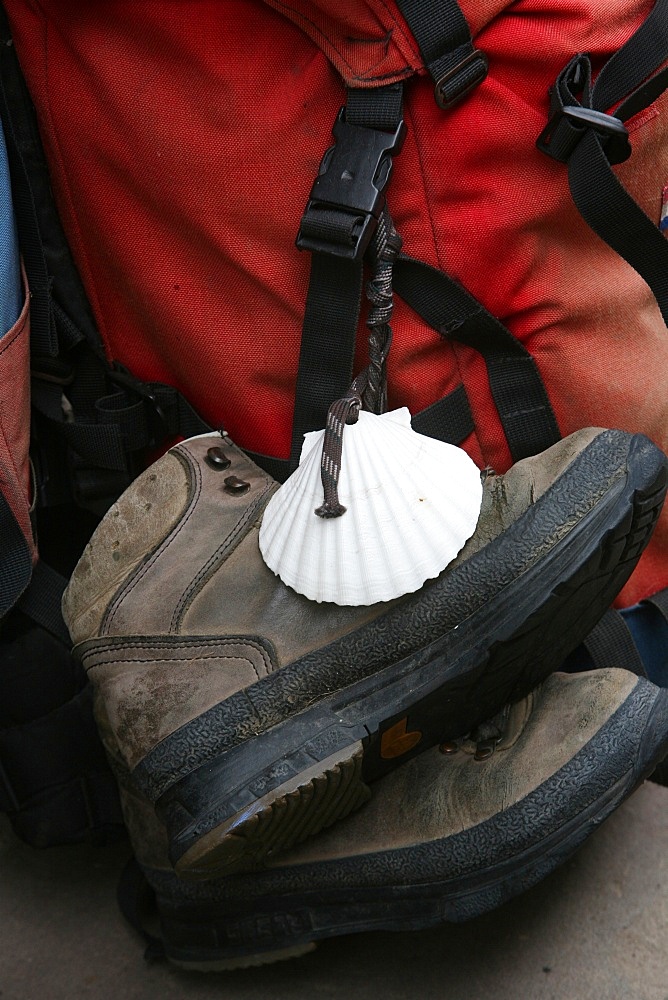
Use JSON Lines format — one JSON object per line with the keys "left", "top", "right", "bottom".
{"left": 0, "top": 118, "right": 21, "bottom": 337}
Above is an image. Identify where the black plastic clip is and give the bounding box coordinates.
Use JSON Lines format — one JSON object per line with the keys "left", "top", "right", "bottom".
{"left": 107, "top": 363, "right": 169, "bottom": 441}
{"left": 434, "top": 49, "right": 488, "bottom": 110}
{"left": 296, "top": 109, "right": 406, "bottom": 261}
{"left": 537, "top": 105, "right": 631, "bottom": 165}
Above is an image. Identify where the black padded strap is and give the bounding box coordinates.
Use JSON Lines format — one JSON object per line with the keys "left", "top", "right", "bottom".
{"left": 583, "top": 608, "right": 648, "bottom": 676}
{"left": 395, "top": 0, "right": 488, "bottom": 108}
{"left": 96, "top": 378, "right": 212, "bottom": 455}
{"left": 393, "top": 255, "right": 561, "bottom": 461}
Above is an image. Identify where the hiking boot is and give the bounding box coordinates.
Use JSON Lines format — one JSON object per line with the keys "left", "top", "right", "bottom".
{"left": 114, "top": 669, "right": 668, "bottom": 970}
{"left": 62, "top": 427, "right": 667, "bottom": 879}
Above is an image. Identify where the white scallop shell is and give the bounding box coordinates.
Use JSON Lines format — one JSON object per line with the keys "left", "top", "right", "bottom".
{"left": 258, "top": 407, "right": 483, "bottom": 605}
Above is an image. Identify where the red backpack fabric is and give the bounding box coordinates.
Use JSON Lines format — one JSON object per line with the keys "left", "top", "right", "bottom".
{"left": 3, "top": 0, "right": 667, "bottom": 606}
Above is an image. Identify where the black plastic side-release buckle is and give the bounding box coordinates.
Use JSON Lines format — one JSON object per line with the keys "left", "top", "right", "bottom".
{"left": 537, "top": 104, "right": 631, "bottom": 165}
{"left": 296, "top": 110, "right": 406, "bottom": 261}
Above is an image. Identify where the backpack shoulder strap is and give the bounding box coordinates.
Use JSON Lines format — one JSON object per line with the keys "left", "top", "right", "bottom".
{"left": 537, "top": 0, "right": 668, "bottom": 323}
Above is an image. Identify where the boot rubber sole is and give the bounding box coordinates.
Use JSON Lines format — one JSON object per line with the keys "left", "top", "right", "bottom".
{"left": 137, "top": 434, "right": 667, "bottom": 879}
{"left": 149, "top": 682, "right": 668, "bottom": 970}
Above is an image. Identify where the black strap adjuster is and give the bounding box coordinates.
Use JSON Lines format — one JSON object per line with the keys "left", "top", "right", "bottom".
{"left": 296, "top": 109, "right": 406, "bottom": 261}
{"left": 434, "top": 48, "right": 488, "bottom": 109}
{"left": 537, "top": 104, "right": 631, "bottom": 165}
{"left": 106, "top": 363, "right": 169, "bottom": 442}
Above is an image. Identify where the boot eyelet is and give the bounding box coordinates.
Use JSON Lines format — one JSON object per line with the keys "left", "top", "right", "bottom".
{"left": 206, "top": 446, "right": 232, "bottom": 470}
{"left": 224, "top": 476, "right": 251, "bottom": 495}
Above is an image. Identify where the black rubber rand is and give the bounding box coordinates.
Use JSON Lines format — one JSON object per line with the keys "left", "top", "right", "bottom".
{"left": 155, "top": 439, "right": 667, "bottom": 880}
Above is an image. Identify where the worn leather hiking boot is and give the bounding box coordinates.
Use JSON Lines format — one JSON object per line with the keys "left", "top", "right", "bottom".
{"left": 62, "top": 427, "right": 667, "bottom": 879}
{"left": 114, "top": 669, "right": 668, "bottom": 970}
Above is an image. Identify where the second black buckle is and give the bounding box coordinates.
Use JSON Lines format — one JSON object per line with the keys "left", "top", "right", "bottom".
{"left": 537, "top": 104, "right": 631, "bottom": 165}
{"left": 296, "top": 109, "right": 406, "bottom": 261}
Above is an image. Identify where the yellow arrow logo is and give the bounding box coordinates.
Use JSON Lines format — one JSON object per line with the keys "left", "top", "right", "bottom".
{"left": 380, "top": 718, "right": 423, "bottom": 759}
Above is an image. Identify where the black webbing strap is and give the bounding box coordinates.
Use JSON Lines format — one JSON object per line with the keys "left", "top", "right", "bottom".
{"left": 2, "top": 763, "right": 124, "bottom": 847}
{"left": 583, "top": 608, "right": 648, "bottom": 677}
{"left": 16, "top": 560, "right": 69, "bottom": 644}
{"left": 249, "top": 383, "right": 474, "bottom": 483}
{"left": 537, "top": 0, "right": 668, "bottom": 323}
{"left": 245, "top": 449, "right": 291, "bottom": 484}
{"left": 289, "top": 255, "right": 364, "bottom": 471}
{"left": 395, "top": 0, "right": 488, "bottom": 108}
{"left": 30, "top": 359, "right": 211, "bottom": 513}
{"left": 0, "top": 492, "right": 32, "bottom": 619}
{"left": 290, "top": 84, "right": 405, "bottom": 471}
{"left": 32, "top": 354, "right": 210, "bottom": 471}
{"left": 645, "top": 587, "right": 668, "bottom": 621}
{"left": 411, "top": 383, "right": 474, "bottom": 443}
{"left": 94, "top": 376, "right": 211, "bottom": 463}
{"left": 0, "top": 683, "right": 124, "bottom": 844}
{"left": 30, "top": 367, "right": 211, "bottom": 519}
{"left": 393, "top": 254, "right": 561, "bottom": 461}
{"left": 345, "top": 86, "right": 405, "bottom": 130}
